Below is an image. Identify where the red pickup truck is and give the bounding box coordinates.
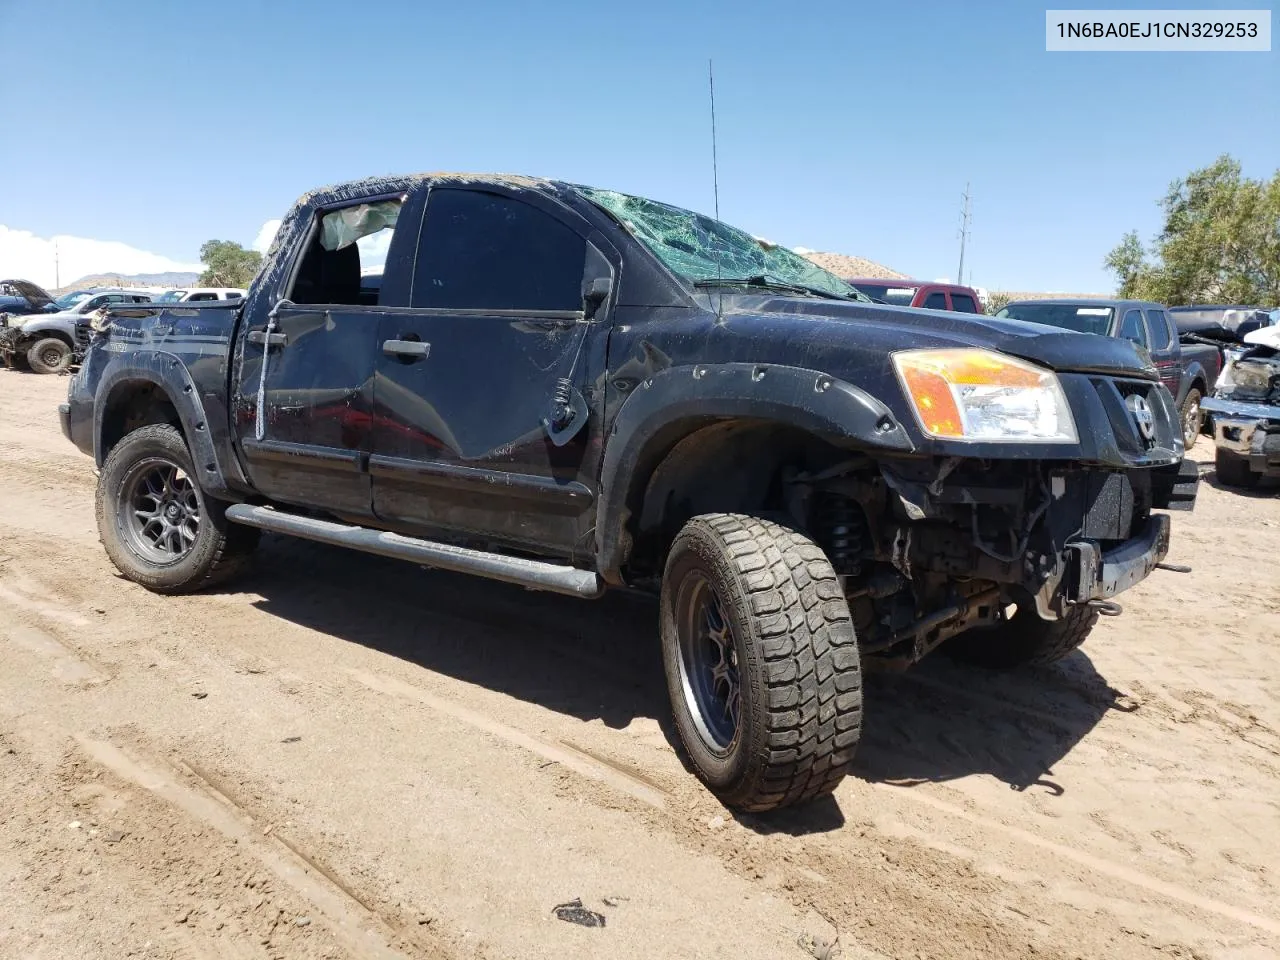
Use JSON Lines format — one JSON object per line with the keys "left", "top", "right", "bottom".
{"left": 845, "top": 279, "right": 983, "bottom": 313}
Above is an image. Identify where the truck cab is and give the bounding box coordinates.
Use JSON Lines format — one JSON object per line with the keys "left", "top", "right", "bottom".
{"left": 846, "top": 279, "right": 984, "bottom": 314}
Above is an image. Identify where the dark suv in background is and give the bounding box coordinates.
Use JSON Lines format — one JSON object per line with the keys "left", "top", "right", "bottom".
{"left": 846, "top": 279, "right": 983, "bottom": 313}
{"left": 997, "top": 299, "right": 1220, "bottom": 447}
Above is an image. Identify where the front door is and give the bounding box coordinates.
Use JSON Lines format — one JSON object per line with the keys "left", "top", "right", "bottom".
{"left": 233, "top": 192, "right": 419, "bottom": 520}
{"left": 1144, "top": 307, "right": 1182, "bottom": 399}
{"left": 369, "top": 185, "right": 613, "bottom": 561}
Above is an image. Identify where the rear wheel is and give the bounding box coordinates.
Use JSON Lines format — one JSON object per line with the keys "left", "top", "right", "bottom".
{"left": 660, "top": 514, "right": 862, "bottom": 812}
{"left": 1215, "top": 448, "right": 1260, "bottom": 489}
{"left": 1180, "top": 387, "right": 1203, "bottom": 448}
{"left": 27, "top": 337, "right": 71, "bottom": 375}
{"left": 947, "top": 603, "right": 1099, "bottom": 668}
{"left": 96, "top": 424, "right": 258, "bottom": 593}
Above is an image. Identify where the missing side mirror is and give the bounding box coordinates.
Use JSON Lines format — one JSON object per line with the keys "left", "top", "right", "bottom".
{"left": 583, "top": 276, "right": 611, "bottom": 306}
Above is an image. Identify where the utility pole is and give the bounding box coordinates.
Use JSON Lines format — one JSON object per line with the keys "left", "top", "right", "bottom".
{"left": 54, "top": 240, "right": 60, "bottom": 290}
{"left": 957, "top": 183, "right": 972, "bottom": 286}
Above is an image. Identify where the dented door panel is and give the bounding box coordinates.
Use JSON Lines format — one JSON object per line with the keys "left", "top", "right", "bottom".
{"left": 369, "top": 311, "right": 604, "bottom": 558}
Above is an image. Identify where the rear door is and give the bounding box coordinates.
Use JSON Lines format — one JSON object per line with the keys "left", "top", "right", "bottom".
{"left": 369, "top": 184, "right": 614, "bottom": 560}
{"left": 232, "top": 191, "right": 420, "bottom": 519}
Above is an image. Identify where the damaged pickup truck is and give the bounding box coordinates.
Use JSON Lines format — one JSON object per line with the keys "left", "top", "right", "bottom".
{"left": 60, "top": 174, "right": 1199, "bottom": 811}
{"left": 1203, "top": 324, "right": 1280, "bottom": 488}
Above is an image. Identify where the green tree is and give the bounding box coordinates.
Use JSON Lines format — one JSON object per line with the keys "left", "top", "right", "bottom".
{"left": 984, "top": 291, "right": 1011, "bottom": 316}
{"left": 1103, "top": 231, "right": 1150, "bottom": 299}
{"left": 198, "top": 240, "right": 263, "bottom": 288}
{"left": 1105, "top": 156, "right": 1280, "bottom": 306}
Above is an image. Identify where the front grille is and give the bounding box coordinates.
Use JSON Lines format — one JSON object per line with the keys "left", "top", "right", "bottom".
{"left": 74, "top": 323, "right": 92, "bottom": 348}
{"left": 1092, "top": 377, "right": 1173, "bottom": 457}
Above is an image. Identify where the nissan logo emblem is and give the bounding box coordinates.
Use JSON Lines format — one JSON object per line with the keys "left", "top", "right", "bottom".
{"left": 1125, "top": 393, "right": 1155, "bottom": 441}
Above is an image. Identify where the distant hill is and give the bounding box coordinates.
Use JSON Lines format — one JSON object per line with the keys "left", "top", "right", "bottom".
{"left": 799, "top": 251, "right": 907, "bottom": 280}
{"left": 54, "top": 271, "right": 200, "bottom": 294}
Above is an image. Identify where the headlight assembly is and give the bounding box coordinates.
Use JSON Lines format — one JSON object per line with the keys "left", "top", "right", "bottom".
{"left": 892, "top": 348, "right": 1078, "bottom": 443}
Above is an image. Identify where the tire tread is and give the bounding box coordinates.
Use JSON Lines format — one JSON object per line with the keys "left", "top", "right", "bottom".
{"left": 666, "top": 513, "right": 862, "bottom": 812}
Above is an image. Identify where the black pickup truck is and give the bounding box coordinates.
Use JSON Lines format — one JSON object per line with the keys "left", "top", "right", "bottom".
{"left": 997, "top": 299, "right": 1220, "bottom": 447}
{"left": 61, "top": 174, "right": 1198, "bottom": 812}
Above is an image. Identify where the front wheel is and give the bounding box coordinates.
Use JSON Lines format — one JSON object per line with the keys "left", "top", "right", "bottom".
{"left": 946, "top": 603, "right": 1099, "bottom": 668}
{"left": 27, "top": 337, "right": 71, "bottom": 375}
{"left": 1180, "top": 387, "right": 1203, "bottom": 448}
{"left": 96, "top": 424, "right": 259, "bottom": 593}
{"left": 660, "top": 514, "right": 863, "bottom": 812}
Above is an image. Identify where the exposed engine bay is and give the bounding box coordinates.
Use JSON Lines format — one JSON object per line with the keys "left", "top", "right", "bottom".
{"left": 787, "top": 454, "right": 1193, "bottom": 670}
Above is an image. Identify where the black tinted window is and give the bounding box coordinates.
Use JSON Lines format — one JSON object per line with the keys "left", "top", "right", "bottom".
{"left": 414, "top": 189, "right": 585, "bottom": 311}
{"left": 951, "top": 293, "right": 978, "bottom": 313}
{"left": 187, "top": 293, "right": 217, "bottom": 301}
{"left": 1144, "top": 309, "right": 1172, "bottom": 349}
{"left": 1119, "top": 309, "right": 1149, "bottom": 348}
{"left": 923, "top": 292, "right": 948, "bottom": 309}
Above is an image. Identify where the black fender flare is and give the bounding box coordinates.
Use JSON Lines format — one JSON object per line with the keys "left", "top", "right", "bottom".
{"left": 93, "top": 351, "right": 233, "bottom": 498}
{"left": 593, "top": 362, "right": 915, "bottom": 583}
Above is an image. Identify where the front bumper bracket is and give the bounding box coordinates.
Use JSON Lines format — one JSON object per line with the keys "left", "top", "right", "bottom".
{"left": 1064, "top": 514, "right": 1172, "bottom": 605}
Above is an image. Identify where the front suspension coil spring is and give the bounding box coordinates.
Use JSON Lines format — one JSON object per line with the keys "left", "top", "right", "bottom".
{"left": 816, "top": 494, "right": 870, "bottom": 577}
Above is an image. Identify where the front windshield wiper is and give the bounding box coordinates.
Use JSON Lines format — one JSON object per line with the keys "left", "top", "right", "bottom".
{"left": 693, "top": 274, "right": 857, "bottom": 301}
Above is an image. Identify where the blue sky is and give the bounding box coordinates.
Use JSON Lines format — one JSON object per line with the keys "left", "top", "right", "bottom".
{"left": 1, "top": 0, "right": 1276, "bottom": 292}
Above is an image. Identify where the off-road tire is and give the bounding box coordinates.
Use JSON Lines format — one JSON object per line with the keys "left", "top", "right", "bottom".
{"left": 1179, "top": 387, "right": 1203, "bottom": 448}
{"left": 27, "top": 337, "right": 71, "bottom": 375}
{"left": 660, "top": 513, "right": 862, "bottom": 812}
{"left": 1215, "top": 447, "right": 1260, "bottom": 489}
{"left": 947, "top": 603, "right": 1099, "bottom": 669}
{"left": 96, "top": 424, "right": 258, "bottom": 593}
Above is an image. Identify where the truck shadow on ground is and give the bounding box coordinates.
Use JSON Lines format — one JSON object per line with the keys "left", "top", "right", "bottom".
{"left": 236, "top": 535, "right": 1126, "bottom": 830}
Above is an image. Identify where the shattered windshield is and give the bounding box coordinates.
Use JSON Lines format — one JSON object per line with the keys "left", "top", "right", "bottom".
{"left": 578, "top": 187, "right": 861, "bottom": 300}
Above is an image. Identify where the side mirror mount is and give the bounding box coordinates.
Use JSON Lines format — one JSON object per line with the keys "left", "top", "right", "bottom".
{"left": 582, "top": 276, "right": 611, "bottom": 317}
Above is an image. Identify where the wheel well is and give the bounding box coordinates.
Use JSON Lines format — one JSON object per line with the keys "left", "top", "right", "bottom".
{"left": 100, "top": 381, "right": 183, "bottom": 462}
{"left": 620, "top": 418, "right": 856, "bottom": 578}
{"left": 24, "top": 330, "right": 73, "bottom": 349}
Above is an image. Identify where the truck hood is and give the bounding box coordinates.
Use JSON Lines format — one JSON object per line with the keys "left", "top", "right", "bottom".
{"left": 21, "top": 309, "right": 80, "bottom": 331}
{"left": 733, "top": 295, "right": 1158, "bottom": 380}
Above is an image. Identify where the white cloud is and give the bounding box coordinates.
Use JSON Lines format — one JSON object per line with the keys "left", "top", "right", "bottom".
{"left": 0, "top": 225, "right": 202, "bottom": 290}
{"left": 253, "top": 219, "right": 282, "bottom": 254}
{"left": 792, "top": 246, "right": 815, "bottom": 254}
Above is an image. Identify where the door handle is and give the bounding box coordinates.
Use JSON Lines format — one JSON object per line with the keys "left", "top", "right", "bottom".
{"left": 382, "top": 339, "right": 431, "bottom": 359}
{"left": 248, "top": 330, "right": 288, "bottom": 347}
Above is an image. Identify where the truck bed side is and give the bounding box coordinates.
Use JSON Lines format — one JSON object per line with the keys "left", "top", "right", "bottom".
{"left": 64, "top": 300, "right": 252, "bottom": 497}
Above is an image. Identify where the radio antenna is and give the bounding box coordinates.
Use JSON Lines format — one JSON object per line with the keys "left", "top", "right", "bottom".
{"left": 709, "top": 59, "right": 724, "bottom": 317}
{"left": 709, "top": 59, "right": 720, "bottom": 220}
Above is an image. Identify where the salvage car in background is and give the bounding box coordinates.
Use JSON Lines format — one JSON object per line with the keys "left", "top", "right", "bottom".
{"left": 846, "top": 279, "right": 984, "bottom": 313}
{"left": 63, "top": 173, "right": 1198, "bottom": 812}
{"left": 996, "top": 299, "right": 1219, "bottom": 447}
{"left": 1203, "top": 323, "right": 1280, "bottom": 488}
{"left": 152, "top": 287, "right": 247, "bottom": 303}
{"left": 0, "top": 288, "right": 152, "bottom": 373}
{"left": 0, "top": 279, "right": 59, "bottom": 318}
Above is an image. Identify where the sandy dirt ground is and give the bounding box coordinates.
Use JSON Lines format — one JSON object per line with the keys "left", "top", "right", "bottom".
{"left": 1, "top": 368, "right": 1278, "bottom": 960}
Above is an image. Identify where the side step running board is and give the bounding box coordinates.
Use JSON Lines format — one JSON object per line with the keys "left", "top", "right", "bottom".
{"left": 225, "top": 504, "right": 604, "bottom": 599}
